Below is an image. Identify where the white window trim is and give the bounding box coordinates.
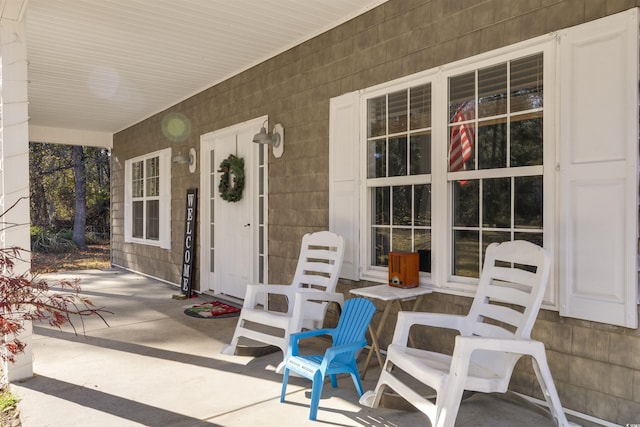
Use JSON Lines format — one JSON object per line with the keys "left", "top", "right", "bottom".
{"left": 124, "top": 147, "right": 171, "bottom": 249}
{"left": 358, "top": 37, "right": 558, "bottom": 306}
{"left": 330, "top": 10, "right": 638, "bottom": 327}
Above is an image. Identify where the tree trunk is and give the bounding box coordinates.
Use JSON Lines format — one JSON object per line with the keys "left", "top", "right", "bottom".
{"left": 72, "top": 145, "right": 87, "bottom": 249}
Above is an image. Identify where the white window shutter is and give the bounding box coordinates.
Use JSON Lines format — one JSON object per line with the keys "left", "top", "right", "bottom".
{"left": 159, "top": 148, "right": 171, "bottom": 249}
{"left": 124, "top": 159, "right": 132, "bottom": 242}
{"left": 558, "top": 10, "right": 638, "bottom": 327}
{"left": 329, "top": 91, "right": 360, "bottom": 280}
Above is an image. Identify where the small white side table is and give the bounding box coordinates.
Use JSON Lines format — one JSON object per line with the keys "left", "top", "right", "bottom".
{"left": 350, "top": 284, "right": 433, "bottom": 378}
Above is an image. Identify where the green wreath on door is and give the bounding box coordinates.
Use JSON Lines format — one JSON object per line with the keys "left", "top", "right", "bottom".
{"left": 218, "top": 154, "right": 245, "bottom": 202}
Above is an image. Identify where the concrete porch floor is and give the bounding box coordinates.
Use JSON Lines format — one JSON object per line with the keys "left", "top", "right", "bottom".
{"left": 10, "top": 268, "right": 588, "bottom": 427}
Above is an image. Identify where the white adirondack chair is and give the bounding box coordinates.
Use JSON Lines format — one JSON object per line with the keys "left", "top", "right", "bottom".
{"left": 360, "top": 240, "right": 577, "bottom": 427}
{"left": 221, "top": 231, "right": 345, "bottom": 371}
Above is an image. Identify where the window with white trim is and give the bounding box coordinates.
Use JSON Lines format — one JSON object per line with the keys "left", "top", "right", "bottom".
{"left": 331, "top": 11, "right": 638, "bottom": 327}
{"left": 448, "top": 53, "right": 544, "bottom": 279}
{"left": 124, "top": 148, "right": 171, "bottom": 248}
{"left": 366, "top": 83, "right": 432, "bottom": 271}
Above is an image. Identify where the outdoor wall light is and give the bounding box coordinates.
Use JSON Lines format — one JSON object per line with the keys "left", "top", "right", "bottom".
{"left": 172, "top": 147, "right": 197, "bottom": 173}
{"left": 252, "top": 122, "right": 284, "bottom": 158}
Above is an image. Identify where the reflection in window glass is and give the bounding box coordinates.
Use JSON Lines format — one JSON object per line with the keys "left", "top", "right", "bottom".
{"left": 146, "top": 200, "right": 160, "bottom": 240}
{"left": 392, "top": 228, "right": 412, "bottom": 252}
{"left": 132, "top": 201, "right": 143, "bottom": 238}
{"left": 414, "top": 184, "right": 431, "bottom": 226}
{"left": 478, "top": 63, "right": 507, "bottom": 118}
{"left": 449, "top": 53, "right": 544, "bottom": 279}
{"left": 453, "top": 230, "right": 479, "bottom": 278}
{"left": 366, "top": 84, "right": 432, "bottom": 274}
{"left": 388, "top": 91, "right": 408, "bottom": 134}
{"left": 367, "top": 139, "right": 386, "bottom": 178}
{"left": 410, "top": 84, "right": 431, "bottom": 129}
{"left": 373, "top": 187, "right": 390, "bottom": 225}
{"left": 515, "top": 176, "right": 543, "bottom": 228}
{"left": 483, "top": 178, "right": 510, "bottom": 228}
{"left": 373, "top": 228, "right": 390, "bottom": 267}
{"left": 511, "top": 114, "right": 543, "bottom": 166}
{"left": 511, "top": 53, "right": 543, "bottom": 112}
{"left": 368, "top": 96, "right": 386, "bottom": 138}
{"left": 453, "top": 180, "right": 479, "bottom": 227}
{"left": 392, "top": 185, "right": 412, "bottom": 226}
{"left": 478, "top": 120, "right": 507, "bottom": 169}
{"left": 388, "top": 137, "right": 407, "bottom": 176}
{"left": 410, "top": 132, "right": 431, "bottom": 175}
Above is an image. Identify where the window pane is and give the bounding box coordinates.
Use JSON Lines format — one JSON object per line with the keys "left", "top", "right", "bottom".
{"left": 449, "top": 103, "right": 475, "bottom": 172}
{"left": 511, "top": 53, "right": 543, "bottom": 112}
{"left": 372, "top": 227, "right": 390, "bottom": 267}
{"left": 483, "top": 178, "right": 511, "bottom": 228}
{"left": 453, "top": 230, "right": 479, "bottom": 278}
{"left": 132, "top": 161, "right": 144, "bottom": 197}
{"left": 453, "top": 180, "right": 479, "bottom": 227}
{"left": 514, "top": 232, "right": 543, "bottom": 247}
{"left": 132, "top": 201, "right": 144, "bottom": 238}
{"left": 146, "top": 156, "right": 160, "bottom": 197}
{"left": 449, "top": 72, "right": 475, "bottom": 120}
{"left": 415, "top": 229, "right": 431, "bottom": 251}
{"left": 482, "top": 231, "right": 511, "bottom": 249}
{"left": 482, "top": 231, "right": 511, "bottom": 266}
{"left": 368, "top": 96, "right": 386, "bottom": 138}
{"left": 388, "top": 90, "right": 408, "bottom": 134}
{"left": 392, "top": 185, "right": 412, "bottom": 226}
{"left": 414, "top": 184, "right": 431, "bottom": 226}
{"left": 392, "top": 228, "right": 412, "bottom": 252}
{"left": 367, "top": 139, "right": 386, "bottom": 178}
{"left": 511, "top": 113, "right": 543, "bottom": 166}
{"left": 372, "top": 187, "right": 390, "bottom": 225}
{"left": 410, "top": 131, "right": 431, "bottom": 175}
{"left": 478, "top": 120, "right": 507, "bottom": 169}
{"left": 514, "top": 176, "right": 543, "bottom": 228}
{"left": 478, "top": 63, "right": 507, "bottom": 118}
{"left": 410, "top": 84, "right": 431, "bottom": 130}
{"left": 388, "top": 136, "right": 407, "bottom": 177}
{"left": 146, "top": 200, "right": 159, "bottom": 240}
{"left": 415, "top": 230, "right": 432, "bottom": 272}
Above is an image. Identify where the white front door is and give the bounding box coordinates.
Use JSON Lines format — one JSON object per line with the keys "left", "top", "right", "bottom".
{"left": 200, "top": 117, "right": 266, "bottom": 299}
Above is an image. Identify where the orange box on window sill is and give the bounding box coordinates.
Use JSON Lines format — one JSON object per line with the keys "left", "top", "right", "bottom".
{"left": 388, "top": 251, "right": 419, "bottom": 288}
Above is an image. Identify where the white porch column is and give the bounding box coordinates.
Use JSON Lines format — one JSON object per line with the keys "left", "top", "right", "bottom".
{"left": 1, "top": 0, "right": 32, "bottom": 382}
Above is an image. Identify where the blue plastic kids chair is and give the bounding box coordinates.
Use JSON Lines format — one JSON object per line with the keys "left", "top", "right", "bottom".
{"left": 280, "top": 297, "right": 376, "bottom": 420}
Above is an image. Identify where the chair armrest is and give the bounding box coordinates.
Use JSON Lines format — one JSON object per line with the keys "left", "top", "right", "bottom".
{"left": 392, "top": 311, "right": 467, "bottom": 346}
{"left": 453, "top": 335, "right": 546, "bottom": 358}
{"left": 293, "top": 289, "right": 344, "bottom": 305}
{"left": 287, "top": 328, "right": 334, "bottom": 356}
{"left": 289, "top": 290, "right": 344, "bottom": 331}
{"left": 243, "top": 283, "right": 294, "bottom": 309}
{"left": 324, "top": 339, "right": 368, "bottom": 362}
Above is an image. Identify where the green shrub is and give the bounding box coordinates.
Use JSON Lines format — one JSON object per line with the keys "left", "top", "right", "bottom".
{"left": 30, "top": 227, "right": 75, "bottom": 253}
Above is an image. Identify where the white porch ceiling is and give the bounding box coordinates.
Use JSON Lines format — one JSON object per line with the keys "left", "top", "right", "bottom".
{"left": 24, "top": 0, "right": 387, "bottom": 137}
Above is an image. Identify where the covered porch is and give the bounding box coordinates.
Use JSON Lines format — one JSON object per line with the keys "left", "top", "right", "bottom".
{"left": 11, "top": 269, "right": 581, "bottom": 427}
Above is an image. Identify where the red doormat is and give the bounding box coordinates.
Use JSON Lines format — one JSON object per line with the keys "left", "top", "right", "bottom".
{"left": 184, "top": 300, "right": 241, "bottom": 319}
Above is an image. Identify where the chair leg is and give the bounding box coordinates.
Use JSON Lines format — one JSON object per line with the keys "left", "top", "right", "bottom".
{"left": 348, "top": 360, "right": 365, "bottom": 396}
{"left": 309, "top": 371, "right": 324, "bottom": 421}
{"left": 329, "top": 373, "right": 338, "bottom": 388}
{"left": 531, "top": 353, "right": 572, "bottom": 427}
{"left": 280, "top": 368, "right": 290, "bottom": 403}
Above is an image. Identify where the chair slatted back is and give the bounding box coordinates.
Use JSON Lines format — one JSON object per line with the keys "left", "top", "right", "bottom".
{"left": 334, "top": 298, "right": 376, "bottom": 348}
{"left": 290, "top": 231, "right": 345, "bottom": 326}
{"left": 463, "top": 240, "right": 551, "bottom": 376}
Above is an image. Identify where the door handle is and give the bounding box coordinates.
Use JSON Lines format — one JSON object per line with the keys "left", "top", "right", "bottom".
{"left": 244, "top": 223, "right": 250, "bottom": 227}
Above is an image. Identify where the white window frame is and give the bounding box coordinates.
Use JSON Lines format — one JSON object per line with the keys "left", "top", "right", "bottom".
{"left": 358, "top": 38, "right": 557, "bottom": 305}
{"left": 124, "top": 148, "right": 171, "bottom": 249}
{"left": 331, "top": 10, "right": 638, "bottom": 327}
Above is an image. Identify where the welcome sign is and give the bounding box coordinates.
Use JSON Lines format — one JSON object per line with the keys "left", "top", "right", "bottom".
{"left": 182, "top": 188, "right": 198, "bottom": 297}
